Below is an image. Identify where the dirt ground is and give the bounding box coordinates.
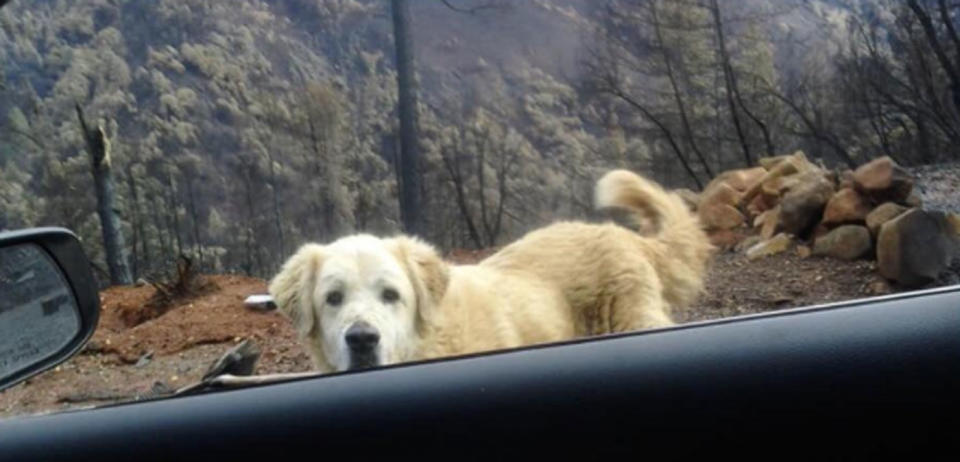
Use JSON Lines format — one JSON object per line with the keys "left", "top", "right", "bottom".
{"left": 0, "top": 247, "right": 947, "bottom": 419}
{"left": 0, "top": 275, "right": 313, "bottom": 418}
{"left": 681, "top": 251, "right": 891, "bottom": 322}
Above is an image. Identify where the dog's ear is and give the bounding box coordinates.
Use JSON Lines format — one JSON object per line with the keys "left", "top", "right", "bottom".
{"left": 269, "top": 244, "right": 325, "bottom": 338}
{"left": 387, "top": 236, "right": 449, "bottom": 333}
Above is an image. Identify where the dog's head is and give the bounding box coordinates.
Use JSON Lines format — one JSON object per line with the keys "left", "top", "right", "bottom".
{"left": 269, "top": 235, "right": 448, "bottom": 372}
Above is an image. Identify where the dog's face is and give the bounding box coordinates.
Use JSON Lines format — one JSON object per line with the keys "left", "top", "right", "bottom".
{"left": 269, "top": 235, "right": 448, "bottom": 372}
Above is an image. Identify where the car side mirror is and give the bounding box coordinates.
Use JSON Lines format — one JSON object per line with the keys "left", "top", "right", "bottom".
{"left": 0, "top": 228, "right": 100, "bottom": 391}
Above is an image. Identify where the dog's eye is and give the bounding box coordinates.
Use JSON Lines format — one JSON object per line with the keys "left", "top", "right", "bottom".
{"left": 382, "top": 288, "right": 399, "bottom": 303}
{"left": 326, "top": 291, "right": 343, "bottom": 306}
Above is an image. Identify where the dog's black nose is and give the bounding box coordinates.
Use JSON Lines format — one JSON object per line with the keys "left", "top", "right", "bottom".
{"left": 345, "top": 322, "right": 380, "bottom": 351}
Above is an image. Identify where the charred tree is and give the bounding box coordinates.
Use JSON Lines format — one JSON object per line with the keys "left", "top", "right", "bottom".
{"left": 76, "top": 103, "right": 132, "bottom": 285}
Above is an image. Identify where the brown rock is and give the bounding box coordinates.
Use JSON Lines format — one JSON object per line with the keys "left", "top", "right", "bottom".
{"left": 777, "top": 174, "right": 806, "bottom": 194}
{"left": 740, "top": 151, "right": 813, "bottom": 206}
{"left": 796, "top": 245, "right": 812, "bottom": 258}
{"left": 747, "top": 193, "right": 775, "bottom": 218}
{"left": 754, "top": 209, "right": 772, "bottom": 228}
{"left": 785, "top": 151, "right": 816, "bottom": 173}
{"left": 761, "top": 206, "right": 780, "bottom": 239}
{"left": 877, "top": 209, "right": 955, "bottom": 288}
{"left": 746, "top": 233, "right": 792, "bottom": 261}
{"left": 852, "top": 156, "right": 913, "bottom": 203}
{"left": 761, "top": 176, "right": 786, "bottom": 197}
{"left": 758, "top": 154, "right": 791, "bottom": 170}
{"left": 865, "top": 202, "right": 908, "bottom": 237}
{"left": 813, "top": 225, "right": 872, "bottom": 260}
{"left": 699, "top": 203, "right": 745, "bottom": 230}
{"left": 822, "top": 188, "right": 872, "bottom": 226}
{"left": 948, "top": 213, "right": 960, "bottom": 238}
{"left": 699, "top": 182, "right": 741, "bottom": 209}
{"left": 852, "top": 156, "right": 899, "bottom": 189}
{"left": 727, "top": 166, "right": 767, "bottom": 192}
{"left": 779, "top": 172, "right": 835, "bottom": 236}
{"left": 705, "top": 167, "right": 767, "bottom": 193}
{"left": 708, "top": 229, "right": 743, "bottom": 250}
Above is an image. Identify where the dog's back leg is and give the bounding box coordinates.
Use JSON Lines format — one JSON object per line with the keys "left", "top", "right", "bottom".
{"left": 609, "top": 280, "right": 674, "bottom": 332}
{"left": 590, "top": 261, "right": 675, "bottom": 334}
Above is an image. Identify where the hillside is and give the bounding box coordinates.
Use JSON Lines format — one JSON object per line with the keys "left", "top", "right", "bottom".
{"left": 6, "top": 0, "right": 947, "bottom": 284}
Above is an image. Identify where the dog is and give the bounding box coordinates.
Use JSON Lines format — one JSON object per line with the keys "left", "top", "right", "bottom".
{"left": 269, "top": 169, "right": 714, "bottom": 372}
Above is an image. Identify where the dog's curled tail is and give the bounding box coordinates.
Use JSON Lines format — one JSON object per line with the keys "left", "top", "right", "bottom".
{"left": 594, "top": 169, "right": 714, "bottom": 308}
{"left": 594, "top": 170, "right": 696, "bottom": 239}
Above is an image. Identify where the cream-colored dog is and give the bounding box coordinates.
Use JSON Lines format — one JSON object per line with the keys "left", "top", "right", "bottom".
{"left": 269, "top": 169, "right": 713, "bottom": 372}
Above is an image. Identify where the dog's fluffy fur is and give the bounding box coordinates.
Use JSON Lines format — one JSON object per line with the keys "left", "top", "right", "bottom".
{"left": 269, "top": 169, "right": 713, "bottom": 372}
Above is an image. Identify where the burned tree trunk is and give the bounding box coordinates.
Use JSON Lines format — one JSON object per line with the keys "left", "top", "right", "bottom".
{"left": 710, "top": 0, "right": 753, "bottom": 166}
{"left": 265, "top": 148, "right": 286, "bottom": 260}
{"left": 76, "top": 103, "right": 132, "bottom": 285}
{"left": 165, "top": 170, "right": 184, "bottom": 258}
{"left": 650, "top": 1, "right": 714, "bottom": 179}
{"left": 907, "top": 0, "right": 960, "bottom": 117}
{"left": 125, "top": 164, "right": 148, "bottom": 279}
{"left": 440, "top": 144, "right": 484, "bottom": 249}
{"left": 392, "top": 0, "right": 424, "bottom": 236}
{"left": 185, "top": 173, "right": 204, "bottom": 270}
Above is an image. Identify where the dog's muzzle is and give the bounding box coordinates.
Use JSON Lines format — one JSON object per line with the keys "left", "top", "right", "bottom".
{"left": 345, "top": 321, "right": 380, "bottom": 370}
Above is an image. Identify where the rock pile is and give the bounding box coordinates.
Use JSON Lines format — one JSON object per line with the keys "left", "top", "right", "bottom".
{"left": 680, "top": 152, "right": 960, "bottom": 288}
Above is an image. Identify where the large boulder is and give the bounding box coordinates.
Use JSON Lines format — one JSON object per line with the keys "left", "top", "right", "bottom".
{"left": 877, "top": 209, "right": 957, "bottom": 288}
{"left": 813, "top": 225, "right": 872, "bottom": 260}
{"left": 778, "top": 171, "right": 835, "bottom": 236}
{"left": 822, "top": 188, "right": 872, "bottom": 226}
{"left": 853, "top": 156, "right": 913, "bottom": 203}
{"left": 865, "top": 202, "right": 908, "bottom": 237}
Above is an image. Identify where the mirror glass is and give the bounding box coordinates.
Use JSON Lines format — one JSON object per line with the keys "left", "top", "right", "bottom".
{"left": 0, "top": 243, "right": 81, "bottom": 382}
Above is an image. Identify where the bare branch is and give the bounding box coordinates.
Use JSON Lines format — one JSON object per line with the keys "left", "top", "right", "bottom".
{"left": 1, "top": 125, "right": 46, "bottom": 149}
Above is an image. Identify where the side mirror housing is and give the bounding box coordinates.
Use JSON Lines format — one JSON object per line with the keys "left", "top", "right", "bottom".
{"left": 0, "top": 227, "right": 100, "bottom": 391}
